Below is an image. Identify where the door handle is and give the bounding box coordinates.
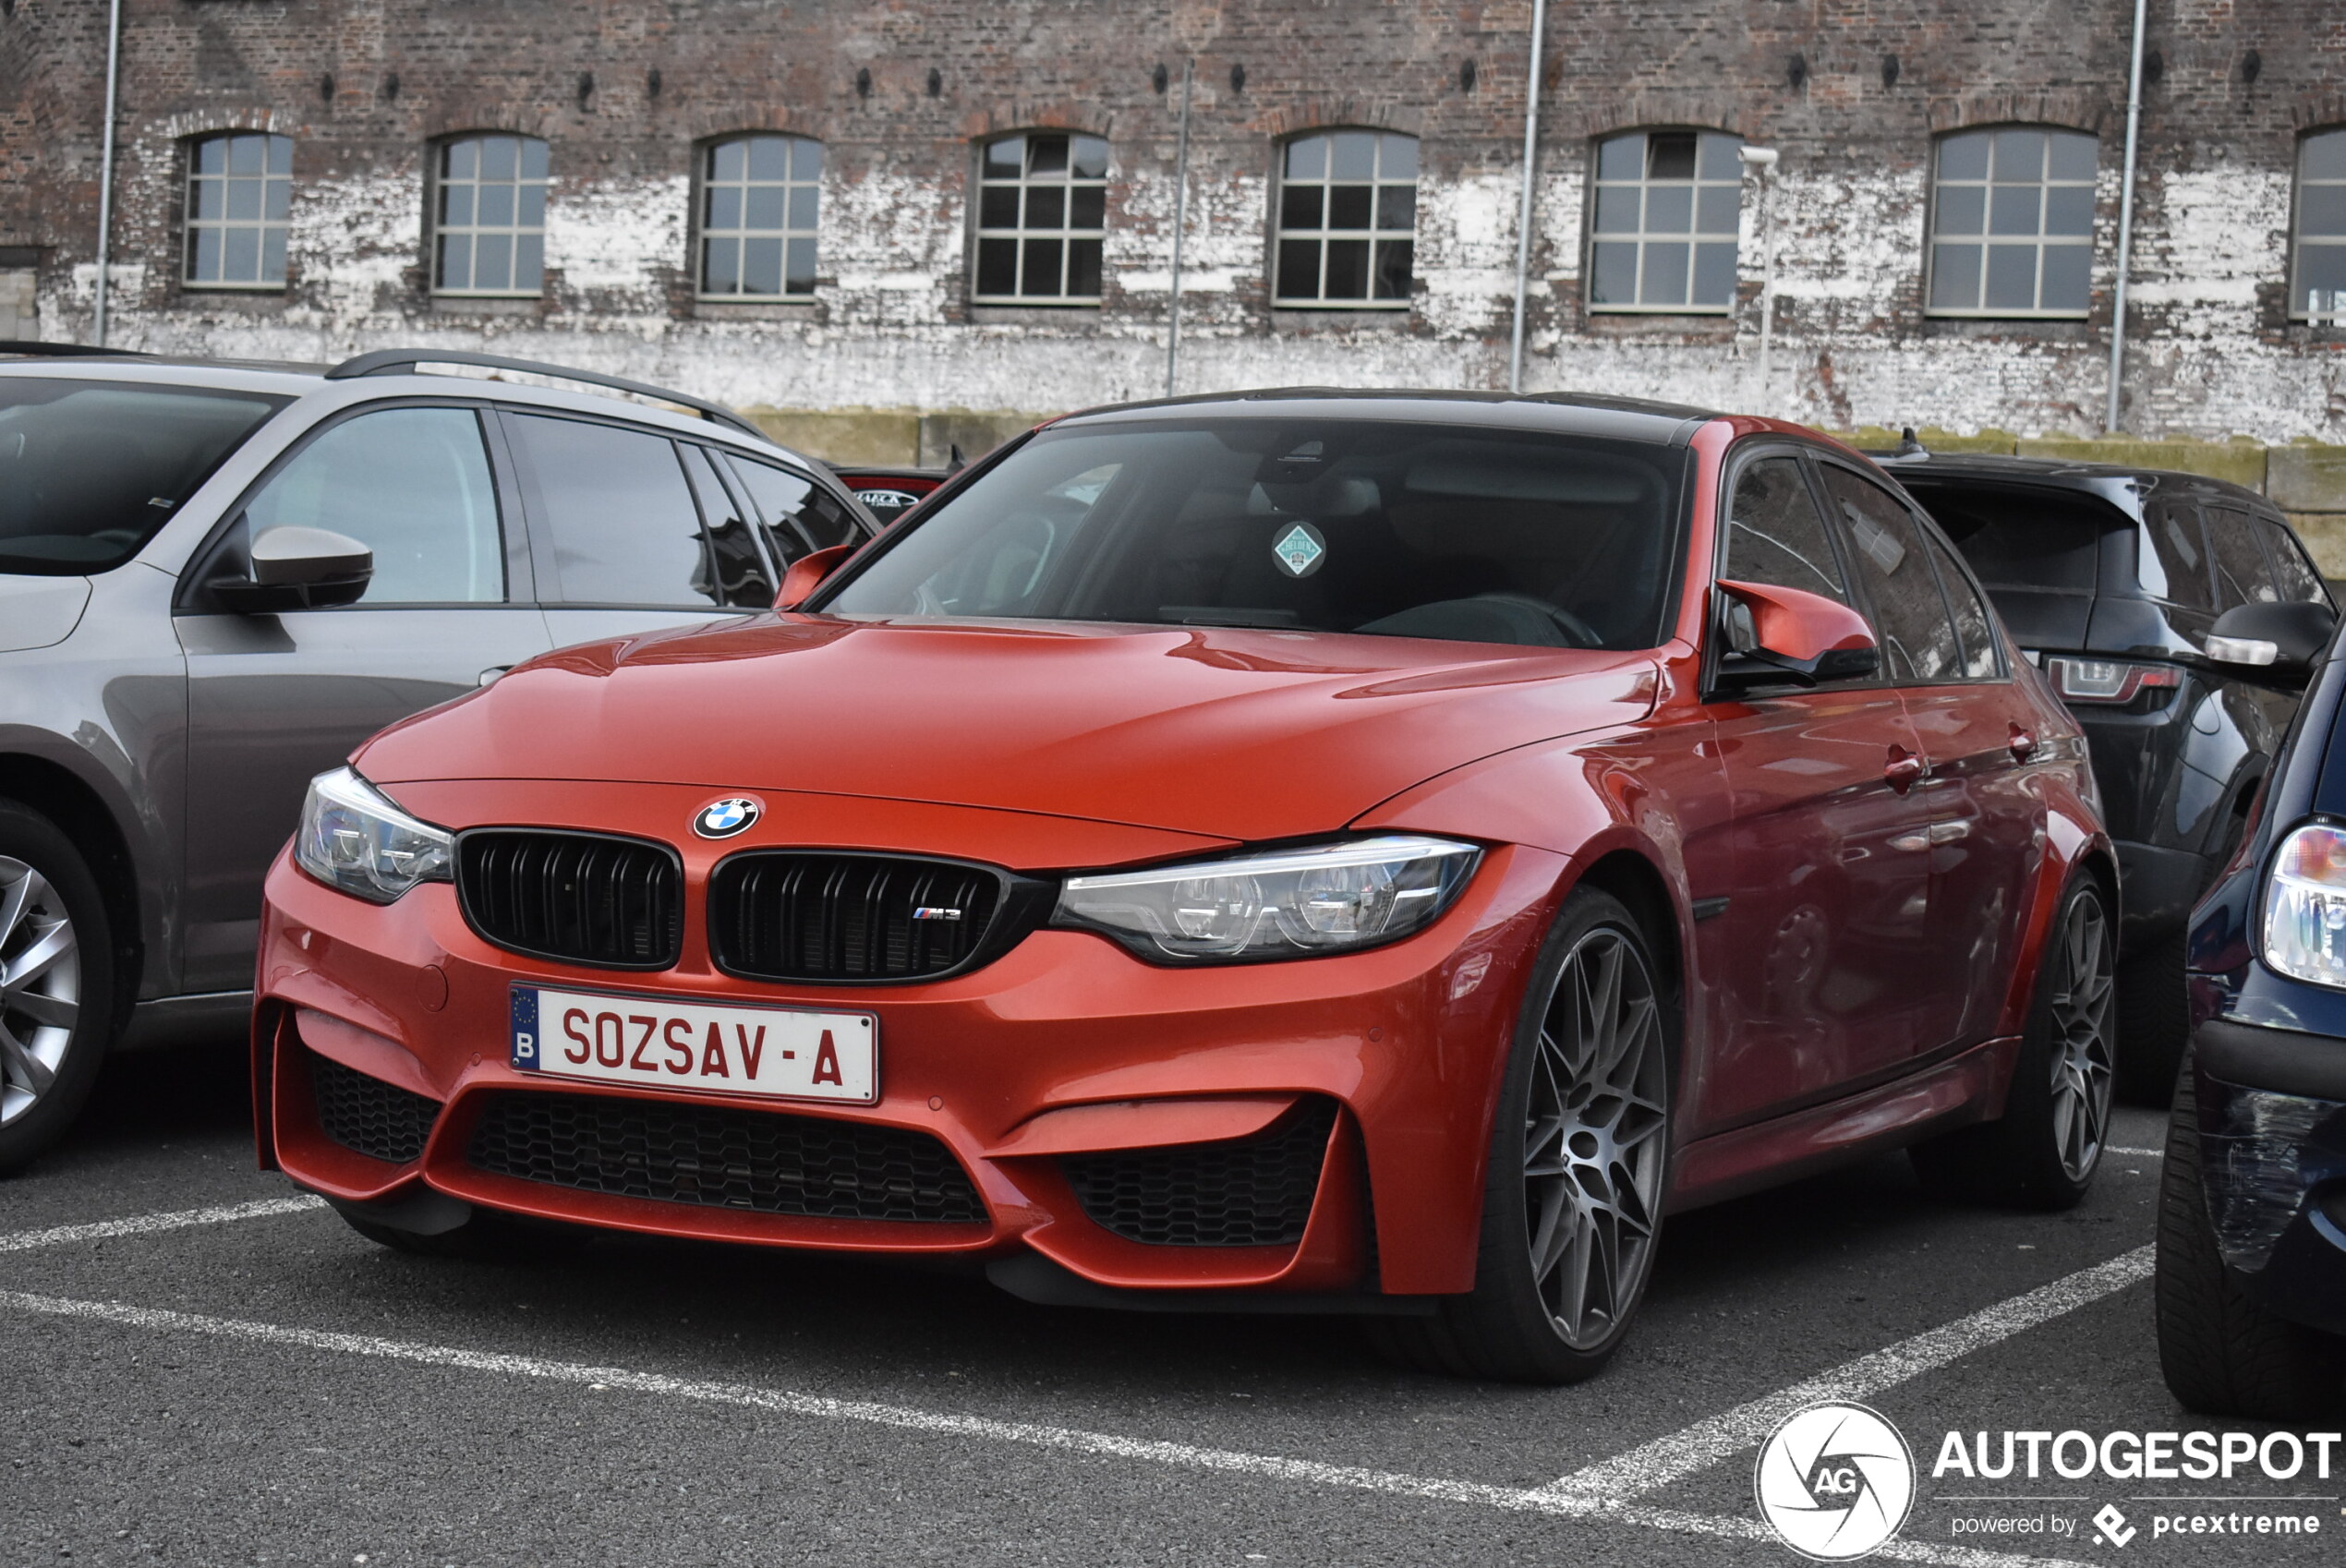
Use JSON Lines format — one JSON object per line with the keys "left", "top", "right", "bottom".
{"left": 1883, "top": 746, "right": 1926, "bottom": 792}
{"left": 2009, "top": 725, "right": 2038, "bottom": 761}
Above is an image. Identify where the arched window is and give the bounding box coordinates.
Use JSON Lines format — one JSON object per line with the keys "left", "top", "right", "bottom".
{"left": 1274, "top": 130, "right": 1416, "bottom": 306}
{"left": 2292, "top": 128, "right": 2346, "bottom": 322}
{"left": 973, "top": 132, "right": 1107, "bottom": 305}
{"left": 699, "top": 135, "right": 822, "bottom": 299}
{"left": 185, "top": 132, "right": 293, "bottom": 289}
{"left": 1587, "top": 129, "right": 1740, "bottom": 312}
{"left": 431, "top": 134, "right": 549, "bottom": 296}
{"left": 1927, "top": 127, "right": 2096, "bottom": 318}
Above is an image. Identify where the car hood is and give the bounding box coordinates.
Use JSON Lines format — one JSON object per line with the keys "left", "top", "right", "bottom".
{"left": 356, "top": 616, "right": 1661, "bottom": 845}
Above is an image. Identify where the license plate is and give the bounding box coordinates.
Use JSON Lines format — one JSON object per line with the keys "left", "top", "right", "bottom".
{"left": 509, "top": 985, "right": 877, "bottom": 1104}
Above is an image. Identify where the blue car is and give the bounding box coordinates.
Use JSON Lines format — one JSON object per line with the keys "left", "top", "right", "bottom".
{"left": 2162, "top": 597, "right": 2346, "bottom": 1417}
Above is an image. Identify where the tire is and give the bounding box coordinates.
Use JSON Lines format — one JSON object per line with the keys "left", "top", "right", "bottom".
{"left": 2154, "top": 1050, "right": 2346, "bottom": 1419}
{"left": 1912, "top": 874, "right": 2114, "bottom": 1211}
{"left": 0, "top": 802, "right": 119, "bottom": 1176}
{"left": 337, "top": 1205, "right": 576, "bottom": 1261}
{"left": 1369, "top": 888, "right": 1674, "bottom": 1383}
{"left": 2114, "top": 928, "right": 2190, "bottom": 1108}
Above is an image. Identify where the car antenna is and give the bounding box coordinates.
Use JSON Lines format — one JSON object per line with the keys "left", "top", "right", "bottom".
{"left": 1896, "top": 425, "right": 1928, "bottom": 457}
{"left": 948, "top": 443, "right": 967, "bottom": 474}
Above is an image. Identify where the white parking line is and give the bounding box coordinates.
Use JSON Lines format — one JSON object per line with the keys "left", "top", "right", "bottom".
{"left": 0, "top": 1287, "right": 2090, "bottom": 1568}
{"left": 1544, "top": 1245, "right": 2155, "bottom": 1500}
{"left": 0, "top": 1194, "right": 325, "bottom": 1253}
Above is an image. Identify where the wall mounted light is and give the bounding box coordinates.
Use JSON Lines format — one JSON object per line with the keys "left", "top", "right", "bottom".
{"left": 926, "top": 66, "right": 941, "bottom": 97}
{"left": 1460, "top": 58, "right": 1477, "bottom": 91}
{"left": 855, "top": 66, "right": 871, "bottom": 99}
{"left": 577, "top": 71, "right": 594, "bottom": 111}
{"left": 1880, "top": 54, "right": 1900, "bottom": 89}
{"left": 320, "top": 72, "right": 335, "bottom": 103}
{"left": 1786, "top": 54, "right": 1808, "bottom": 90}
{"left": 2243, "top": 49, "right": 2262, "bottom": 83}
{"left": 647, "top": 67, "right": 661, "bottom": 99}
{"left": 2143, "top": 49, "right": 2163, "bottom": 83}
{"left": 382, "top": 71, "right": 399, "bottom": 103}
{"left": 1153, "top": 63, "right": 1168, "bottom": 94}
{"left": 1229, "top": 63, "right": 1245, "bottom": 92}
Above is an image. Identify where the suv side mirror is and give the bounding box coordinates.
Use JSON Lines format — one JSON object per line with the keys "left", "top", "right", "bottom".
{"left": 1711, "top": 578, "right": 1881, "bottom": 691}
{"left": 211, "top": 525, "right": 373, "bottom": 614}
{"left": 777, "top": 542, "right": 856, "bottom": 610}
{"left": 2207, "top": 599, "right": 2339, "bottom": 690}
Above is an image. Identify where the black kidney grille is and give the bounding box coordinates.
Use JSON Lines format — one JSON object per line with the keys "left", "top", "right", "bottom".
{"left": 309, "top": 1050, "right": 440, "bottom": 1165}
{"left": 458, "top": 831, "right": 683, "bottom": 970}
{"left": 711, "top": 853, "right": 1002, "bottom": 983}
{"left": 466, "top": 1090, "right": 987, "bottom": 1224}
{"left": 1061, "top": 1099, "right": 1338, "bottom": 1248}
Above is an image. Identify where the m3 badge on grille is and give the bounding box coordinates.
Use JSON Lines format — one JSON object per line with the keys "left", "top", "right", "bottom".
{"left": 911, "top": 906, "right": 963, "bottom": 922}
{"left": 693, "top": 796, "right": 761, "bottom": 838}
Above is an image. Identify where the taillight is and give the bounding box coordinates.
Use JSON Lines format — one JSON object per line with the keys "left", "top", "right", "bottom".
{"left": 2043, "top": 656, "right": 2183, "bottom": 705}
{"left": 2263, "top": 823, "right": 2346, "bottom": 988}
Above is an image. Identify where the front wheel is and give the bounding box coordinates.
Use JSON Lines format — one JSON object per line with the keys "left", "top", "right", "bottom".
{"left": 1370, "top": 888, "right": 1674, "bottom": 1382}
{"left": 1913, "top": 873, "right": 2115, "bottom": 1211}
{"left": 0, "top": 804, "right": 118, "bottom": 1175}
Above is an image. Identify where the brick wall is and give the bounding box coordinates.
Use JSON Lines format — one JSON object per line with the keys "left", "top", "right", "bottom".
{"left": 5, "top": 0, "right": 2345, "bottom": 440}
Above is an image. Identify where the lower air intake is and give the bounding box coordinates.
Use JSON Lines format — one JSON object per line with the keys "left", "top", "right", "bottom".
{"left": 1060, "top": 1099, "right": 1337, "bottom": 1247}
{"left": 466, "top": 1091, "right": 987, "bottom": 1224}
{"left": 309, "top": 1050, "right": 441, "bottom": 1165}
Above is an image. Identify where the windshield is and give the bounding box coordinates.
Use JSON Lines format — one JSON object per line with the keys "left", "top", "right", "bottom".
{"left": 823, "top": 418, "right": 1687, "bottom": 650}
{"left": 0, "top": 379, "right": 287, "bottom": 574}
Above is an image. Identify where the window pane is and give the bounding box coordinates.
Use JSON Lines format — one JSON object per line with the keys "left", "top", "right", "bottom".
{"left": 1935, "top": 184, "right": 1985, "bottom": 235}
{"left": 1931, "top": 243, "right": 1981, "bottom": 309}
{"left": 264, "top": 175, "right": 291, "bottom": 222}
{"left": 744, "top": 185, "right": 784, "bottom": 230}
{"left": 2043, "top": 184, "right": 2094, "bottom": 235}
{"left": 1925, "top": 535, "right": 2001, "bottom": 679}
{"left": 706, "top": 185, "right": 740, "bottom": 229}
{"left": 788, "top": 184, "right": 819, "bottom": 230}
{"left": 1824, "top": 466, "right": 1962, "bottom": 683}
{"left": 1330, "top": 131, "right": 1376, "bottom": 180}
{"left": 745, "top": 136, "right": 788, "bottom": 180}
{"left": 1377, "top": 184, "right": 1416, "bottom": 229}
{"left": 1991, "top": 128, "right": 2044, "bottom": 179}
{"left": 729, "top": 454, "right": 862, "bottom": 553}
{"left": 2303, "top": 184, "right": 2346, "bottom": 237}
{"left": 1285, "top": 136, "right": 1326, "bottom": 180}
{"left": 437, "top": 234, "right": 469, "bottom": 291}
{"left": 979, "top": 185, "right": 1020, "bottom": 227}
{"left": 986, "top": 137, "right": 1023, "bottom": 174}
{"left": 1984, "top": 244, "right": 2038, "bottom": 309}
{"left": 1725, "top": 457, "right": 1849, "bottom": 604}
{"left": 785, "top": 237, "right": 816, "bottom": 295}
{"left": 710, "top": 140, "right": 744, "bottom": 182}
{"left": 1988, "top": 184, "right": 2040, "bottom": 235}
{"left": 245, "top": 408, "right": 503, "bottom": 604}
{"left": 2208, "top": 507, "right": 2279, "bottom": 609}
{"left": 1597, "top": 134, "right": 1644, "bottom": 181}
{"left": 1327, "top": 184, "right": 1372, "bottom": 228}
{"left": 190, "top": 228, "right": 222, "bottom": 283}
{"left": 1324, "top": 237, "right": 1369, "bottom": 297}
{"left": 443, "top": 139, "right": 476, "bottom": 179}
{"left": 191, "top": 177, "right": 224, "bottom": 221}
{"left": 1644, "top": 184, "right": 1693, "bottom": 233}
{"left": 1022, "top": 236, "right": 1063, "bottom": 294}
{"left": 1938, "top": 132, "right": 1990, "bottom": 182}
{"left": 2261, "top": 520, "right": 2329, "bottom": 604}
{"left": 1590, "top": 240, "right": 1638, "bottom": 305}
{"left": 2304, "top": 130, "right": 2346, "bottom": 182}
{"left": 1647, "top": 132, "right": 1697, "bottom": 180}
{"left": 2143, "top": 501, "right": 2215, "bottom": 610}
{"left": 1639, "top": 242, "right": 1689, "bottom": 305}
{"left": 1379, "top": 134, "right": 1417, "bottom": 180}
{"left": 1071, "top": 136, "right": 1109, "bottom": 178}
{"left": 225, "top": 179, "right": 260, "bottom": 221}
{"left": 260, "top": 227, "right": 287, "bottom": 283}
{"left": 1068, "top": 236, "right": 1103, "bottom": 298}
{"left": 792, "top": 139, "right": 822, "bottom": 179}
{"left": 1279, "top": 183, "right": 1321, "bottom": 229}
{"left": 476, "top": 232, "right": 512, "bottom": 291}
{"left": 702, "top": 236, "right": 739, "bottom": 294}
{"left": 514, "top": 234, "right": 543, "bottom": 290}
{"left": 1593, "top": 185, "right": 1639, "bottom": 234}
{"left": 679, "top": 444, "right": 775, "bottom": 608}
{"left": 1070, "top": 184, "right": 1105, "bottom": 228}
{"left": 1276, "top": 238, "right": 1320, "bottom": 299}
{"left": 2046, "top": 131, "right": 2098, "bottom": 181}
{"left": 196, "top": 139, "right": 227, "bottom": 175}
{"left": 224, "top": 226, "right": 259, "bottom": 282}
{"left": 1028, "top": 135, "right": 1068, "bottom": 175}
{"left": 2296, "top": 243, "right": 2346, "bottom": 316}
{"left": 1024, "top": 185, "right": 1063, "bottom": 229}
{"left": 1373, "top": 239, "right": 1412, "bottom": 299}
{"left": 976, "top": 236, "right": 1018, "bottom": 296}
{"left": 1695, "top": 184, "right": 1737, "bottom": 234}
{"left": 480, "top": 136, "right": 516, "bottom": 180}
{"left": 2039, "top": 244, "right": 2091, "bottom": 311}
{"left": 510, "top": 416, "right": 723, "bottom": 608}
{"left": 1698, "top": 133, "right": 1742, "bottom": 180}
{"left": 742, "top": 236, "right": 782, "bottom": 296}
{"left": 228, "top": 136, "right": 263, "bottom": 175}
{"left": 1692, "top": 242, "right": 1737, "bottom": 306}
{"left": 520, "top": 139, "right": 549, "bottom": 180}
{"left": 477, "top": 182, "right": 514, "bottom": 227}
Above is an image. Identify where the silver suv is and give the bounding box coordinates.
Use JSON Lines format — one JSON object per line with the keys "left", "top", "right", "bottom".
{"left": 0, "top": 345, "right": 877, "bottom": 1169}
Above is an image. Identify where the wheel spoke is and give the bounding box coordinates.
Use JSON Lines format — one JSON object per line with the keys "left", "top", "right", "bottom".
{"left": 3, "top": 918, "right": 74, "bottom": 990}
{"left": 6, "top": 989, "right": 75, "bottom": 1030}
{"left": 0, "top": 1019, "right": 54, "bottom": 1095}
{"left": 0, "top": 864, "right": 36, "bottom": 946}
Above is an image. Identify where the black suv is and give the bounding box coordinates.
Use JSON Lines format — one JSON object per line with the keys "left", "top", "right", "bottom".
{"left": 1883, "top": 452, "right": 2337, "bottom": 1101}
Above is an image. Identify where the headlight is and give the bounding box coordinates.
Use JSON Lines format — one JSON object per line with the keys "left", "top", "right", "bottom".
{"left": 1053, "top": 836, "right": 1480, "bottom": 963}
{"left": 294, "top": 766, "right": 453, "bottom": 904}
{"left": 2262, "top": 823, "right": 2346, "bottom": 987}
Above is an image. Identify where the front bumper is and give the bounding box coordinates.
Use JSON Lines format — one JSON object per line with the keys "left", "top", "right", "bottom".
{"left": 2193, "top": 1017, "right": 2346, "bottom": 1335}
{"left": 253, "top": 799, "right": 1568, "bottom": 1303}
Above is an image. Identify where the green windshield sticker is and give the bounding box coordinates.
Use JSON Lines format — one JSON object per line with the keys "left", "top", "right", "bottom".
{"left": 1273, "top": 522, "right": 1328, "bottom": 578}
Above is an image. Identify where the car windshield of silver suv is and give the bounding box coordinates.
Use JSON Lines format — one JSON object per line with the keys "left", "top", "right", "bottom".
{"left": 0, "top": 378, "right": 286, "bottom": 573}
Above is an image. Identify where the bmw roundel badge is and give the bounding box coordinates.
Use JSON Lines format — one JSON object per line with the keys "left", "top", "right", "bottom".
{"left": 693, "top": 797, "right": 762, "bottom": 838}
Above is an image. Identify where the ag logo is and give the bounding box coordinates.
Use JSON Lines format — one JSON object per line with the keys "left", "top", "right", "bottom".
{"left": 692, "top": 796, "right": 762, "bottom": 838}
{"left": 1753, "top": 1401, "right": 1916, "bottom": 1561}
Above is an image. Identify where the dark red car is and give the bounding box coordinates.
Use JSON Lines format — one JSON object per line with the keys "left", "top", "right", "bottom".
{"left": 253, "top": 392, "right": 2114, "bottom": 1382}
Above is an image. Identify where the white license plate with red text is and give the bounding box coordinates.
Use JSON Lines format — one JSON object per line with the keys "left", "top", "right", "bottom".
{"left": 509, "top": 985, "right": 877, "bottom": 1104}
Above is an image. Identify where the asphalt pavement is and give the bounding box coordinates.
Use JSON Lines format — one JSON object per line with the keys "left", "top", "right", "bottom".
{"left": 4, "top": 1034, "right": 2336, "bottom": 1568}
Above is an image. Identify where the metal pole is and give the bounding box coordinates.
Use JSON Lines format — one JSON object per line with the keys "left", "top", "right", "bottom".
{"left": 2105, "top": 0, "right": 2148, "bottom": 433}
{"left": 1164, "top": 57, "right": 1194, "bottom": 399}
{"left": 93, "top": 0, "right": 124, "bottom": 346}
{"left": 1507, "top": 0, "right": 1547, "bottom": 394}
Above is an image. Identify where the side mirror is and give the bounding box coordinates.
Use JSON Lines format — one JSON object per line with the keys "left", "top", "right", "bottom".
{"left": 777, "top": 542, "right": 856, "bottom": 610}
{"left": 211, "top": 525, "right": 373, "bottom": 614}
{"left": 1711, "top": 578, "right": 1881, "bottom": 691}
{"left": 2207, "top": 599, "right": 2339, "bottom": 690}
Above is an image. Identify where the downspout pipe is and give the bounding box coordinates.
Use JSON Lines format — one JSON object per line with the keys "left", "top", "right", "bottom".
{"left": 93, "top": 0, "right": 124, "bottom": 347}
{"left": 2105, "top": 0, "right": 2148, "bottom": 434}
{"left": 1165, "top": 57, "right": 1194, "bottom": 399}
{"left": 1507, "top": 0, "right": 1547, "bottom": 395}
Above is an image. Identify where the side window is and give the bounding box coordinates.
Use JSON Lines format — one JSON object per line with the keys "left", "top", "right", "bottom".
{"left": 2259, "top": 517, "right": 2331, "bottom": 604}
{"left": 2207, "top": 505, "right": 2279, "bottom": 610}
{"left": 506, "top": 414, "right": 752, "bottom": 609}
{"left": 1820, "top": 464, "right": 1965, "bottom": 684}
{"left": 242, "top": 406, "right": 503, "bottom": 604}
{"left": 2139, "top": 499, "right": 2216, "bottom": 611}
{"left": 679, "top": 445, "right": 775, "bottom": 608}
{"left": 1723, "top": 455, "right": 1851, "bottom": 603}
{"left": 1913, "top": 520, "right": 2002, "bottom": 679}
{"left": 727, "top": 454, "right": 863, "bottom": 557}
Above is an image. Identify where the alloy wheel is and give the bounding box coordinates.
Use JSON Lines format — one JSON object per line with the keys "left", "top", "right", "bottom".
{"left": 1523, "top": 926, "right": 1669, "bottom": 1351}
{"left": 0, "top": 856, "right": 79, "bottom": 1127}
{"left": 2047, "top": 892, "right": 2116, "bottom": 1184}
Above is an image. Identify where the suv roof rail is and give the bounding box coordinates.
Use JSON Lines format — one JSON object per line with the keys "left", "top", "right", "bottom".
{"left": 325, "top": 348, "right": 774, "bottom": 444}
{"left": 0, "top": 340, "right": 151, "bottom": 358}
